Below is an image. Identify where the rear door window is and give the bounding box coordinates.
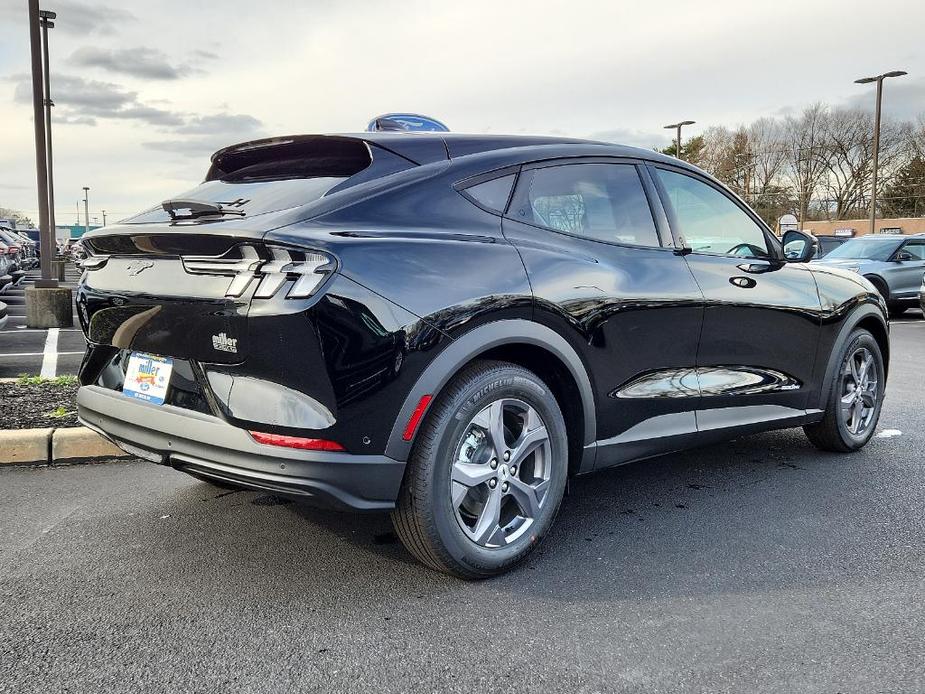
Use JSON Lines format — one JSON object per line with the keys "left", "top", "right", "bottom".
{"left": 508, "top": 163, "right": 661, "bottom": 247}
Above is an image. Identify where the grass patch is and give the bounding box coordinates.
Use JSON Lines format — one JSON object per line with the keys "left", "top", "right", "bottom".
{"left": 16, "top": 374, "right": 79, "bottom": 386}
{"left": 48, "top": 405, "right": 74, "bottom": 418}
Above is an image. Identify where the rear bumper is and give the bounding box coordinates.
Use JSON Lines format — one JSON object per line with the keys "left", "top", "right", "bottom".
{"left": 77, "top": 385, "right": 406, "bottom": 511}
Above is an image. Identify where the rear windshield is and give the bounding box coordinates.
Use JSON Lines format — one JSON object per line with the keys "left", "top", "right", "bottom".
{"left": 823, "top": 237, "right": 901, "bottom": 261}
{"left": 123, "top": 178, "right": 348, "bottom": 224}
{"left": 123, "top": 136, "right": 374, "bottom": 225}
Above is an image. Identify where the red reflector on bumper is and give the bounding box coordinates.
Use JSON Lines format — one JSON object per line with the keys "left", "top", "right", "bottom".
{"left": 249, "top": 431, "right": 345, "bottom": 451}
{"left": 402, "top": 394, "right": 433, "bottom": 441}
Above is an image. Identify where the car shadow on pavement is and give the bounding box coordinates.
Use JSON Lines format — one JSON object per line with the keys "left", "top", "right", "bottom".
{"left": 270, "top": 426, "right": 889, "bottom": 599}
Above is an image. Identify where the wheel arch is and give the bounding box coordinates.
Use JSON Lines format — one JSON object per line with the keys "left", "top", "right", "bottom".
{"left": 385, "top": 319, "right": 597, "bottom": 474}
{"left": 862, "top": 273, "right": 889, "bottom": 300}
{"left": 814, "top": 303, "right": 890, "bottom": 411}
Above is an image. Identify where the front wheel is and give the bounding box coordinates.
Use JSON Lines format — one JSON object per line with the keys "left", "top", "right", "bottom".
{"left": 804, "top": 328, "right": 885, "bottom": 452}
{"left": 392, "top": 360, "right": 568, "bottom": 579}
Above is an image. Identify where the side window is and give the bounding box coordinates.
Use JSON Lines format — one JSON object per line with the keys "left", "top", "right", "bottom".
{"left": 462, "top": 174, "right": 516, "bottom": 213}
{"left": 900, "top": 241, "right": 925, "bottom": 260}
{"left": 655, "top": 168, "right": 770, "bottom": 259}
{"left": 509, "top": 163, "right": 660, "bottom": 247}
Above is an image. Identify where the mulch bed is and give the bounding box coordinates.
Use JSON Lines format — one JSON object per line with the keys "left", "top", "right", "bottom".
{"left": 0, "top": 379, "right": 80, "bottom": 429}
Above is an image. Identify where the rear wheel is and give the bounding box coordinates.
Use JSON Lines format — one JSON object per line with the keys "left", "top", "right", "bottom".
{"left": 804, "top": 328, "right": 884, "bottom": 452}
{"left": 392, "top": 360, "right": 568, "bottom": 579}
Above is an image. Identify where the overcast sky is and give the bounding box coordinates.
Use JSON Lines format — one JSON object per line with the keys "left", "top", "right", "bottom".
{"left": 0, "top": 0, "right": 923, "bottom": 225}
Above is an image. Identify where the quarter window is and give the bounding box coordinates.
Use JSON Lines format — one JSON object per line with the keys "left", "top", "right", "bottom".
{"left": 510, "top": 163, "right": 660, "bottom": 247}
{"left": 463, "top": 174, "right": 516, "bottom": 213}
{"left": 655, "top": 168, "right": 770, "bottom": 259}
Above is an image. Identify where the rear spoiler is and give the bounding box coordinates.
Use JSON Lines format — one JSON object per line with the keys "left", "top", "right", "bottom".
{"left": 207, "top": 134, "right": 450, "bottom": 182}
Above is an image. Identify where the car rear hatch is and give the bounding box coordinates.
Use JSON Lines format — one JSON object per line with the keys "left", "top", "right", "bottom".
{"left": 78, "top": 231, "right": 266, "bottom": 364}
{"left": 76, "top": 134, "right": 436, "bottom": 421}
{"left": 77, "top": 135, "right": 402, "bottom": 364}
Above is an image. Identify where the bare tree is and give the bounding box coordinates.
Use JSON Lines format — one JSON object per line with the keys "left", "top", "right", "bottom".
{"left": 781, "top": 103, "right": 830, "bottom": 227}
{"left": 747, "top": 118, "right": 786, "bottom": 202}
{"left": 820, "top": 108, "right": 907, "bottom": 219}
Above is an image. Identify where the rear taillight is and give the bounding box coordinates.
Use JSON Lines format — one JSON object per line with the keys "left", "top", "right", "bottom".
{"left": 182, "top": 244, "right": 334, "bottom": 300}
{"left": 249, "top": 431, "right": 345, "bottom": 451}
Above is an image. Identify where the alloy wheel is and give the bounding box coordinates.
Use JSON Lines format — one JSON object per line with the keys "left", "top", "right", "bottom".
{"left": 450, "top": 398, "right": 552, "bottom": 548}
{"left": 841, "top": 346, "right": 879, "bottom": 436}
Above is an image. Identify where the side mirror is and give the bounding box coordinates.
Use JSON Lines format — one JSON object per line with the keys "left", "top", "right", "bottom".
{"left": 896, "top": 250, "right": 913, "bottom": 262}
{"left": 781, "top": 229, "right": 818, "bottom": 263}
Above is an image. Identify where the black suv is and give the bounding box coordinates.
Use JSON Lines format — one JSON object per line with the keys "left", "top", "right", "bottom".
{"left": 76, "top": 133, "right": 889, "bottom": 578}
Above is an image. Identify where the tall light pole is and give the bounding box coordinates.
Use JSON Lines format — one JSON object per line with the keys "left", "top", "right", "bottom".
{"left": 101, "top": 209, "right": 107, "bottom": 226}
{"left": 664, "top": 120, "right": 695, "bottom": 161}
{"left": 855, "top": 70, "right": 907, "bottom": 235}
{"left": 27, "top": 0, "right": 55, "bottom": 287}
{"left": 82, "top": 186, "right": 90, "bottom": 237}
{"left": 39, "top": 10, "right": 56, "bottom": 249}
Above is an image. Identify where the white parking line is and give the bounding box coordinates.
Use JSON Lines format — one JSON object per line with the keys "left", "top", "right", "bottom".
{"left": 3, "top": 351, "right": 83, "bottom": 357}
{"left": 0, "top": 328, "right": 80, "bottom": 335}
{"left": 40, "top": 328, "right": 59, "bottom": 379}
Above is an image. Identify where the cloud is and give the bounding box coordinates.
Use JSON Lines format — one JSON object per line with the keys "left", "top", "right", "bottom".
{"left": 0, "top": 1, "right": 138, "bottom": 35}
{"left": 70, "top": 46, "right": 194, "bottom": 80}
{"left": 175, "top": 113, "right": 262, "bottom": 135}
{"left": 143, "top": 114, "right": 265, "bottom": 157}
{"left": 191, "top": 49, "right": 219, "bottom": 61}
{"left": 12, "top": 73, "right": 184, "bottom": 127}
{"left": 840, "top": 78, "right": 925, "bottom": 122}
{"left": 9, "top": 73, "right": 261, "bottom": 150}
{"left": 586, "top": 127, "right": 672, "bottom": 151}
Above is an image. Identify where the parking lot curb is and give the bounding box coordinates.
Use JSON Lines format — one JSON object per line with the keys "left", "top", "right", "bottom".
{"left": 0, "top": 427, "right": 54, "bottom": 464}
{"left": 0, "top": 426, "right": 130, "bottom": 465}
{"left": 51, "top": 426, "right": 128, "bottom": 463}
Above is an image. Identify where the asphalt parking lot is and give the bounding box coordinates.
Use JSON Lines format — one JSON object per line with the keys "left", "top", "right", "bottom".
{"left": 1, "top": 322, "right": 923, "bottom": 693}
{"left": 0, "top": 266, "right": 85, "bottom": 378}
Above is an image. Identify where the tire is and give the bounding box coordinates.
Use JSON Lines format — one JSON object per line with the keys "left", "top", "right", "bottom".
{"left": 391, "top": 360, "right": 568, "bottom": 579}
{"left": 804, "top": 328, "right": 884, "bottom": 452}
{"left": 865, "top": 276, "right": 889, "bottom": 302}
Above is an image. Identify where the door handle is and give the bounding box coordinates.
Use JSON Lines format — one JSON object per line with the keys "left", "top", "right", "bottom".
{"left": 736, "top": 261, "right": 776, "bottom": 274}
{"left": 729, "top": 276, "right": 757, "bottom": 289}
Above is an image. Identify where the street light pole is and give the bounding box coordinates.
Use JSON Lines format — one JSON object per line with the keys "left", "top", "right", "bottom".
{"left": 101, "top": 210, "right": 107, "bottom": 226}
{"left": 83, "top": 186, "right": 90, "bottom": 237}
{"left": 27, "top": 0, "right": 55, "bottom": 288}
{"left": 855, "top": 70, "right": 907, "bottom": 235}
{"left": 664, "top": 120, "right": 695, "bottom": 161}
{"left": 39, "top": 10, "right": 56, "bottom": 250}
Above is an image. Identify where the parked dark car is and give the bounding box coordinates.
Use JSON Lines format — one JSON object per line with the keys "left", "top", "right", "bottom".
{"left": 815, "top": 235, "right": 850, "bottom": 258}
{"left": 75, "top": 133, "right": 890, "bottom": 578}
{"left": 784, "top": 234, "right": 848, "bottom": 260}
{"left": 813, "top": 233, "right": 925, "bottom": 317}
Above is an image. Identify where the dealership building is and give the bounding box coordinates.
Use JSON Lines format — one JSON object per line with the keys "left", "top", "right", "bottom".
{"left": 803, "top": 217, "right": 925, "bottom": 238}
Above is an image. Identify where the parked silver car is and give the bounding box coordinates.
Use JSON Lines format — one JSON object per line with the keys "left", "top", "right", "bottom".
{"left": 813, "top": 233, "right": 925, "bottom": 317}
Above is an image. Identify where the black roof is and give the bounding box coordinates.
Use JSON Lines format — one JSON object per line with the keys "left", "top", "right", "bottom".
{"left": 211, "top": 132, "right": 683, "bottom": 169}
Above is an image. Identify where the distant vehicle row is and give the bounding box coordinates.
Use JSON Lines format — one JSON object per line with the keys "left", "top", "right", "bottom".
{"left": 0, "top": 227, "right": 38, "bottom": 295}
